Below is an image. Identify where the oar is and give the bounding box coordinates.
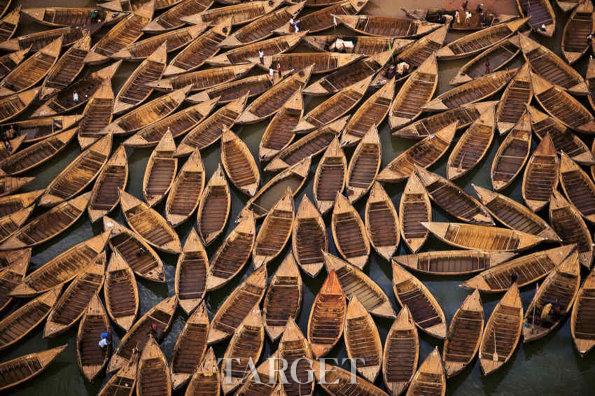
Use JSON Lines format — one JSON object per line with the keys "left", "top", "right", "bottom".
{"left": 492, "top": 331, "right": 499, "bottom": 362}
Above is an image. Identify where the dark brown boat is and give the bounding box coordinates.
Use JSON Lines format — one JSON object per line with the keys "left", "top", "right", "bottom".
{"left": 143, "top": 0, "right": 214, "bottom": 32}
{"left": 24, "top": 6, "right": 126, "bottom": 27}
{"left": 399, "top": 173, "right": 431, "bottom": 253}
{"left": 142, "top": 130, "right": 177, "bottom": 207}
{"left": 313, "top": 138, "right": 346, "bottom": 214}
{"left": 104, "top": 250, "right": 139, "bottom": 331}
{"left": 0, "top": 26, "right": 89, "bottom": 52}
{"left": 182, "top": 0, "right": 283, "bottom": 27}
{"left": 273, "top": 0, "right": 368, "bottom": 34}
{"left": 0, "top": 7, "right": 19, "bottom": 42}
{"left": 365, "top": 182, "right": 399, "bottom": 260}
{"left": 383, "top": 307, "right": 418, "bottom": 395}
{"left": 312, "top": 359, "right": 388, "bottom": 396}
{"left": 0, "top": 248, "right": 29, "bottom": 312}
{"left": 165, "top": 150, "right": 204, "bottom": 227}
{"left": 490, "top": 114, "right": 532, "bottom": 190}
{"left": 253, "top": 191, "right": 294, "bottom": 268}
{"left": 561, "top": 1, "right": 593, "bottom": 63}
{"left": 0, "top": 345, "right": 66, "bottom": 392}
{"left": 259, "top": 91, "right": 303, "bottom": 161}
{"left": 0, "top": 134, "right": 24, "bottom": 162}
{"left": 332, "top": 194, "right": 370, "bottom": 269}
{"left": 220, "top": 127, "right": 260, "bottom": 196}
{"left": 337, "top": 14, "right": 441, "bottom": 37}
{"left": 174, "top": 229, "right": 207, "bottom": 314}
{"left": 184, "top": 348, "right": 220, "bottom": 395}
{"left": 98, "top": 349, "right": 140, "bottom": 396}
{"left": 87, "top": 146, "right": 128, "bottom": 222}
{"left": 0, "top": 115, "right": 80, "bottom": 144}
{"left": 407, "top": 348, "right": 445, "bottom": 395}
{"left": 0, "top": 88, "right": 38, "bottom": 123}
{"left": 196, "top": 165, "right": 231, "bottom": 246}
{"left": 395, "top": 250, "right": 513, "bottom": 276}
{"left": 76, "top": 82, "right": 115, "bottom": 149}
{"left": 260, "top": 52, "right": 362, "bottom": 76}
{"left": 76, "top": 295, "right": 110, "bottom": 381}
{"left": 292, "top": 196, "right": 328, "bottom": 277}
{"left": 494, "top": 64, "right": 533, "bottom": 134}
{"left": 0, "top": 48, "right": 29, "bottom": 81}
{"left": 277, "top": 318, "right": 314, "bottom": 395}
{"left": 559, "top": 152, "right": 595, "bottom": 223}
{"left": 571, "top": 266, "right": 595, "bottom": 356}
{"left": 136, "top": 336, "right": 171, "bottom": 396}
{"left": 153, "top": 64, "right": 254, "bottom": 93}
{"left": 185, "top": 73, "right": 277, "bottom": 104}
{"left": 515, "top": 0, "right": 555, "bottom": 37}
{"left": 522, "top": 133, "right": 559, "bottom": 212}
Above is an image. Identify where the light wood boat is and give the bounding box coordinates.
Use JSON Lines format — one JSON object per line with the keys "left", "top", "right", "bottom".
{"left": 263, "top": 254, "right": 302, "bottom": 341}
{"left": 151, "top": 65, "right": 253, "bottom": 94}
{"left": 196, "top": 165, "right": 230, "bottom": 245}
{"left": 0, "top": 345, "right": 66, "bottom": 392}
{"left": 0, "top": 191, "right": 41, "bottom": 219}
{"left": 332, "top": 194, "right": 370, "bottom": 269}
{"left": 24, "top": 6, "right": 126, "bottom": 27}
{"left": 491, "top": 115, "right": 531, "bottom": 190}
{"left": 176, "top": 95, "right": 247, "bottom": 155}
{"left": 87, "top": 146, "right": 128, "bottom": 222}
{"left": 207, "top": 265, "right": 266, "bottom": 344}
{"left": 383, "top": 307, "right": 418, "bottom": 395}
{"left": 341, "top": 79, "right": 394, "bottom": 145}
{"left": 305, "top": 33, "right": 401, "bottom": 55}
{"left": 142, "top": 130, "right": 177, "bottom": 207}
{"left": 107, "top": 296, "right": 177, "bottom": 373}
{"left": 98, "top": 349, "right": 140, "bottom": 396}
{"left": 524, "top": 250, "right": 580, "bottom": 342}
{"left": 337, "top": 14, "right": 440, "bottom": 37}
{"left": 549, "top": 191, "right": 593, "bottom": 268}
{"left": 515, "top": 0, "right": 556, "bottom": 37}
{"left": 0, "top": 26, "right": 89, "bottom": 52}
{"left": 104, "top": 250, "right": 139, "bottom": 331}
{"left": 447, "top": 105, "right": 495, "bottom": 180}
{"left": 423, "top": 69, "right": 516, "bottom": 112}
{"left": 559, "top": 152, "right": 595, "bottom": 223}
{"left": 182, "top": 0, "right": 283, "bottom": 27}
{"left": 0, "top": 249, "right": 30, "bottom": 311}
{"left": 184, "top": 348, "right": 220, "bottom": 395}
{"left": 277, "top": 319, "right": 314, "bottom": 395}
{"left": 308, "top": 270, "right": 346, "bottom": 358}
{"left": 0, "top": 287, "right": 60, "bottom": 351}
{"left": 259, "top": 91, "right": 303, "bottom": 161}
{"left": 399, "top": 173, "right": 431, "bottom": 253}
{"left": 393, "top": 101, "right": 496, "bottom": 139}
{"left": 205, "top": 211, "right": 255, "bottom": 291}
{"left": 0, "top": 6, "right": 19, "bottom": 42}
{"left": 392, "top": 263, "right": 446, "bottom": 338}
{"left": 136, "top": 336, "right": 171, "bottom": 396}
{"left": 220, "top": 127, "right": 260, "bottom": 196}
{"left": 395, "top": 250, "right": 513, "bottom": 276}
{"left": 0, "top": 88, "right": 38, "bottom": 123}
{"left": 143, "top": 0, "right": 213, "bottom": 31}
{"left": 85, "top": 2, "right": 154, "bottom": 64}
{"left": 10, "top": 232, "right": 109, "bottom": 297}
{"left": 378, "top": 122, "right": 456, "bottom": 183}
{"left": 571, "top": 267, "right": 595, "bottom": 356}
{"left": 175, "top": 229, "right": 207, "bottom": 314}
{"left": 273, "top": 0, "right": 368, "bottom": 34}
{"left": 253, "top": 191, "right": 294, "bottom": 268}
{"left": 0, "top": 133, "right": 24, "bottom": 162}
{"left": 436, "top": 18, "right": 527, "bottom": 59}
{"left": 260, "top": 52, "right": 363, "bottom": 75}
{"left": 292, "top": 196, "right": 327, "bottom": 277}
{"left": 556, "top": 0, "right": 581, "bottom": 12}
{"left": 0, "top": 176, "right": 34, "bottom": 197}
{"left": 0, "top": 115, "right": 80, "bottom": 144}
{"left": 365, "top": 182, "right": 399, "bottom": 260}
{"left": 0, "top": 48, "right": 30, "bottom": 82}
{"left": 0, "top": 193, "right": 89, "bottom": 250}
{"left": 313, "top": 138, "right": 346, "bottom": 214}
{"left": 415, "top": 166, "right": 493, "bottom": 225}
{"left": 495, "top": 64, "right": 533, "bottom": 134}
{"left": 522, "top": 133, "right": 559, "bottom": 212}
{"left": 406, "top": 348, "right": 445, "bottom": 395}
{"left": 166, "top": 150, "right": 204, "bottom": 227}
{"left": 479, "top": 284, "right": 523, "bottom": 375}
{"left": 113, "top": 44, "right": 167, "bottom": 115}
{"left": 561, "top": 1, "right": 593, "bottom": 63}
{"left": 120, "top": 190, "right": 182, "bottom": 253}
{"left": 463, "top": 244, "right": 576, "bottom": 292}
{"left": 312, "top": 359, "right": 388, "bottom": 396}
{"left": 323, "top": 252, "right": 394, "bottom": 318}
{"left": 77, "top": 82, "right": 115, "bottom": 149}
{"left": 43, "top": 255, "right": 105, "bottom": 337}
{"left": 171, "top": 303, "right": 209, "bottom": 389}
{"left": 76, "top": 295, "right": 110, "bottom": 381}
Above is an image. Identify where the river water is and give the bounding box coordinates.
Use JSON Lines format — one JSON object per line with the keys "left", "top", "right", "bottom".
{"left": 5, "top": 0, "right": 594, "bottom": 395}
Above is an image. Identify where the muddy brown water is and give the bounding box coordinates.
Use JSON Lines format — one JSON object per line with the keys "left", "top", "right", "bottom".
{"left": 3, "top": 0, "right": 594, "bottom": 395}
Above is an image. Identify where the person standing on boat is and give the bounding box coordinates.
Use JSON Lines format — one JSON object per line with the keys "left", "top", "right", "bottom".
{"left": 258, "top": 49, "right": 265, "bottom": 65}
{"left": 98, "top": 330, "right": 111, "bottom": 349}
{"left": 484, "top": 60, "right": 491, "bottom": 74}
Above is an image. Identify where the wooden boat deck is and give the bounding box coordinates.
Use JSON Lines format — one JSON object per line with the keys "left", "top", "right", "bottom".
{"left": 522, "top": 134, "right": 559, "bottom": 212}
{"left": 383, "top": 307, "right": 418, "bottom": 395}
{"left": 572, "top": 268, "right": 595, "bottom": 356}
{"left": 143, "top": 0, "right": 213, "bottom": 31}
{"left": 259, "top": 91, "right": 303, "bottom": 161}
{"left": 332, "top": 194, "right": 370, "bottom": 269}
{"left": 171, "top": 304, "right": 208, "bottom": 389}
{"left": 491, "top": 114, "right": 532, "bottom": 190}
{"left": 104, "top": 250, "right": 139, "bottom": 331}
{"left": 196, "top": 165, "right": 230, "bottom": 245}
{"left": 76, "top": 296, "right": 109, "bottom": 381}
{"left": 293, "top": 196, "right": 327, "bottom": 277}
{"left": 253, "top": 192, "right": 294, "bottom": 268}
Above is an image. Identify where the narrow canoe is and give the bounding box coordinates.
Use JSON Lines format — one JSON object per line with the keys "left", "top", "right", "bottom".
{"left": 174, "top": 229, "right": 207, "bottom": 314}
{"left": 88, "top": 146, "right": 128, "bottom": 222}
{"left": 332, "top": 194, "right": 370, "bottom": 269}
{"left": 304, "top": 34, "right": 403, "bottom": 55}
{"left": 0, "top": 48, "right": 30, "bottom": 81}
{"left": 196, "top": 165, "right": 231, "bottom": 246}
{"left": 479, "top": 284, "right": 523, "bottom": 375}
{"left": 182, "top": 0, "right": 283, "bottom": 27}
{"left": 171, "top": 304, "right": 209, "bottom": 389}
{"left": 392, "top": 263, "right": 447, "bottom": 338}
{"left": 522, "top": 133, "right": 559, "bottom": 212}
{"left": 166, "top": 149, "right": 205, "bottom": 227}
{"left": 292, "top": 196, "right": 328, "bottom": 277}
{"left": 399, "top": 173, "right": 431, "bottom": 253}
{"left": 0, "top": 6, "right": 19, "bottom": 41}
{"left": 184, "top": 348, "right": 220, "bottom": 395}
{"left": 0, "top": 26, "right": 90, "bottom": 52}
{"left": 24, "top": 7, "right": 126, "bottom": 27}
{"left": 0, "top": 206, "right": 34, "bottom": 245}
{"left": 0, "top": 191, "right": 42, "bottom": 218}
{"left": 98, "top": 350, "right": 140, "bottom": 396}
{"left": 259, "top": 91, "right": 303, "bottom": 161}
{"left": 0, "top": 176, "right": 34, "bottom": 197}
{"left": 383, "top": 307, "right": 418, "bottom": 395}
{"left": 0, "top": 248, "right": 30, "bottom": 312}
{"left": 0, "top": 115, "right": 80, "bottom": 144}
{"left": 76, "top": 82, "right": 115, "bottom": 149}
{"left": 490, "top": 114, "right": 532, "bottom": 190}
{"left": 312, "top": 359, "right": 388, "bottom": 396}
{"left": 0, "top": 88, "right": 38, "bottom": 123}
{"left": 220, "top": 127, "right": 260, "bottom": 196}
{"left": 0, "top": 345, "right": 66, "bottom": 392}
{"left": 142, "top": 130, "right": 177, "bottom": 207}
{"left": 278, "top": 319, "right": 314, "bottom": 395}
{"left": 104, "top": 250, "right": 139, "bottom": 331}
{"left": 260, "top": 52, "right": 363, "bottom": 75}
{"left": 561, "top": 1, "right": 593, "bottom": 63}
{"left": 76, "top": 295, "right": 110, "bottom": 382}
{"left": 136, "top": 336, "right": 171, "bottom": 396}
{"left": 559, "top": 152, "right": 595, "bottom": 223}
{"left": 313, "top": 138, "right": 346, "bottom": 214}
{"left": 253, "top": 191, "right": 294, "bottom": 268}
{"left": 143, "top": 0, "right": 214, "bottom": 32}
{"left": 571, "top": 267, "right": 595, "bottom": 356}
{"left": 515, "top": 0, "right": 556, "bottom": 37}
{"left": 395, "top": 250, "right": 514, "bottom": 276}
{"left": 365, "top": 182, "right": 399, "bottom": 260}
{"left": 407, "top": 348, "right": 445, "bottom": 395}
{"left": 495, "top": 63, "right": 533, "bottom": 134}
{"left": 337, "top": 14, "right": 441, "bottom": 38}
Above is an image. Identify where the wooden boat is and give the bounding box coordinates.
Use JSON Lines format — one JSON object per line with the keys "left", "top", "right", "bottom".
{"left": 38, "top": 134, "right": 111, "bottom": 207}
{"left": 0, "top": 345, "right": 66, "bottom": 392}
{"left": 495, "top": 64, "right": 533, "bottom": 134}
{"left": 332, "top": 194, "right": 370, "bottom": 269}
{"left": 260, "top": 52, "right": 362, "bottom": 75}
{"left": 392, "top": 263, "right": 446, "bottom": 338}
{"left": 341, "top": 79, "right": 394, "bottom": 145}
{"left": 532, "top": 73, "right": 594, "bottom": 134}
{"left": 559, "top": 153, "right": 595, "bottom": 223}
{"left": 0, "top": 176, "right": 34, "bottom": 198}
{"left": 196, "top": 165, "right": 231, "bottom": 245}
{"left": 263, "top": 254, "right": 302, "bottom": 340}
{"left": 450, "top": 34, "right": 522, "bottom": 86}
{"left": 103, "top": 86, "right": 191, "bottom": 136}
{"left": 549, "top": 191, "right": 593, "bottom": 268}
{"left": 176, "top": 95, "right": 247, "bottom": 155}
{"left": 104, "top": 250, "right": 139, "bottom": 331}
{"left": 241, "top": 158, "right": 310, "bottom": 219}
{"left": 277, "top": 319, "right": 314, "bottom": 395}
{"left": 323, "top": 252, "right": 394, "bottom": 317}
{"left": 479, "top": 284, "right": 523, "bottom": 375}
{"left": 253, "top": 191, "right": 294, "bottom": 268}
{"left": 415, "top": 166, "right": 493, "bottom": 225}
{"left": 0, "top": 134, "right": 24, "bottom": 163}
{"left": 556, "top": 0, "right": 581, "bottom": 12}
{"left": 182, "top": 0, "right": 283, "bottom": 27}
{"left": 491, "top": 115, "right": 532, "bottom": 190}
{"left": 378, "top": 122, "right": 456, "bottom": 183}
{"left": 32, "top": 61, "right": 121, "bottom": 117}
{"left": 571, "top": 267, "right": 595, "bottom": 355}
{"left": 185, "top": 348, "right": 220, "bottom": 395}
{"left": 393, "top": 101, "right": 496, "bottom": 139}
{"left": 120, "top": 190, "right": 181, "bottom": 253}
{"left": 0, "top": 287, "right": 60, "bottom": 351}
{"left": 446, "top": 106, "right": 495, "bottom": 180}
{"left": 175, "top": 229, "right": 207, "bottom": 314}
{"left": 0, "top": 249, "right": 30, "bottom": 312}
{"left": 152, "top": 64, "right": 253, "bottom": 93}
{"left": 0, "top": 191, "right": 41, "bottom": 219}
{"left": 312, "top": 359, "right": 388, "bottom": 396}
{"left": 518, "top": 34, "right": 588, "bottom": 95}
{"left": 436, "top": 18, "right": 527, "bottom": 59}
{"left": 524, "top": 250, "right": 580, "bottom": 342}
{"left": 398, "top": 173, "right": 431, "bottom": 253}
{"left": 337, "top": 14, "right": 441, "bottom": 37}
{"left": 220, "top": 128, "right": 260, "bottom": 196}
{"left": 292, "top": 196, "right": 327, "bottom": 277}
{"left": 515, "top": 0, "right": 556, "bottom": 37}
{"left": 76, "top": 295, "right": 110, "bottom": 381}
{"left": 305, "top": 34, "right": 409, "bottom": 55}
{"left": 171, "top": 304, "right": 209, "bottom": 389}
{"left": 313, "top": 138, "right": 346, "bottom": 214}
{"left": 274, "top": 0, "right": 368, "bottom": 34}
{"left": 266, "top": 116, "right": 347, "bottom": 173}
{"left": 0, "top": 88, "right": 38, "bottom": 124}
{"left": 561, "top": 1, "right": 593, "bottom": 63}
{"left": 84, "top": 2, "right": 154, "bottom": 64}
{"left": 188, "top": 73, "right": 272, "bottom": 103}
{"left": 0, "top": 49, "right": 29, "bottom": 81}
{"left": 10, "top": 232, "right": 109, "bottom": 297}
{"left": 165, "top": 150, "right": 204, "bottom": 227}
{"left": 383, "top": 307, "right": 418, "bottom": 395}
{"left": 407, "top": 348, "right": 445, "bottom": 395}
{"left": 396, "top": 249, "right": 513, "bottom": 276}
{"left": 43, "top": 256, "right": 105, "bottom": 337}
{"left": 40, "top": 35, "right": 91, "bottom": 100}
{"left": 142, "top": 131, "right": 177, "bottom": 207}
{"left": 0, "top": 7, "right": 19, "bottom": 42}
{"left": 235, "top": 356, "right": 278, "bottom": 395}
{"left": 344, "top": 297, "right": 382, "bottom": 382}
{"left": 0, "top": 26, "right": 90, "bottom": 52}
{"left": 205, "top": 211, "right": 255, "bottom": 291}
{"left": 307, "top": 270, "right": 346, "bottom": 357}
{"left": 143, "top": 0, "right": 214, "bottom": 32}
{"left": 522, "top": 133, "right": 559, "bottom": 212}
{"left": 221, "top": 308, "right": 265, "bottom": 394}
{"left": 259, "top": 91, "right": 303, "bottom": 161}
{"left": 24, "top": 6, "right": 126, "bottom": 27}
{"left": 87, "top": 146, "right": 128, "bottom": 222}
{"left": 463, "top": 244, "right": 575, "bottom": 292}
{"left": 0, "top": 115, "right": 80, "bottom": 144}
{"left": 162, "top": 21, "right": 230, "bottom": 76}
{"left": 423, "top": 69, "right": 516, "bottom": 112}
{"left": 207, "top": 265, "right": 266, "bottom": 344}
{"left": 98, "top": 349, "right": 140, "bottom": 396}
{"left": 136, "top": 336, "right": 171, "bottom": 396}
{"left": 113, "top": 44, "right": 167, "bottom": 115}
{"left": 77, "top": 82, "right": 115, "bottom": 149}
{"left": 108, "top": 296, "right": 177, "bottom": 373}
{"left": 365, "top": 182, "right": 399, "bottom": 260}
{"left": 526, "top": 105, "right": 594, "bottom": 165}
{"left": 221, "top": 3, "right": 304, "bottom": 47}
{"left": 0, "top": 193, "right": 89, "bottom": 250}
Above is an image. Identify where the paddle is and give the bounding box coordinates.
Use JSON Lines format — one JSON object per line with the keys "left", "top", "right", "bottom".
{"left": 493, "top": 331, "right": 499, "bottom": 362}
